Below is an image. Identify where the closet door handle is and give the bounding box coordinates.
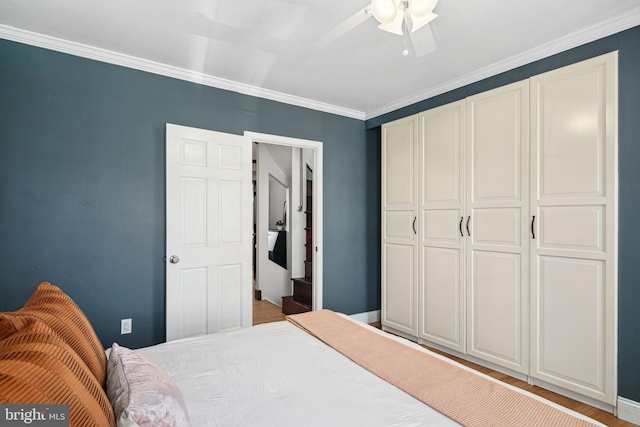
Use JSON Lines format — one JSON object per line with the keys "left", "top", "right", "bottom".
{"left": 466, "top": 216, "right": 471, "bottom": 236}
{"left": 459, "top": 217, "right": 464, "bottom": 237}
{"left": 413, "top": 217, "right": 417, "bottom": 235}
{"left": 531, "top": 215, "right": 536, "bottom": 239}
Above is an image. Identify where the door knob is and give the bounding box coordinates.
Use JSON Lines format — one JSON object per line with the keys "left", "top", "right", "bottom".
{"left": 169, "top": 255, "right": 180, "bottom": 264}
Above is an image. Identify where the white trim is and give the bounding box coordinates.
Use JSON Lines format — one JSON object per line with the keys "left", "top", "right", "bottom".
{"left": 2, "top": 8, "right": 640, "bottom": 122}
{"left": 365, "top": 7, "right": 640, "bottom": 119}
{"left": 618, "top": 397, "right": 640, "bottom": 424}
{"left": 381, "top": 325, "right": 419, "bottom": 343}
{"left": 529, "top": 377, "right": 615, "bottom": 414}
{"left": 244, "top": 131, "right": 323, "bottom": 312}
{"left": 350, "top": 310, "right": 381, "bottom": 324}
{"left": 0, "top": 25, "right": 364, "bottom": 121}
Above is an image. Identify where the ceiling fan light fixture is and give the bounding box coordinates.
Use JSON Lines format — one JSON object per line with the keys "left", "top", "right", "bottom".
{"left": 408, "top": 0, "right": 438, "bottom": 20}
{"left": 378, "top": 10, "right": 404, "bottom": 35}
{"left": 371, "top": 0, "right": 399, "bottom": 25}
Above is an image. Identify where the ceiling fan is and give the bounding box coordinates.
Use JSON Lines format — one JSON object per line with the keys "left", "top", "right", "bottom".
{"left": 308, "top": 0, "right": 439, "bottom": 57}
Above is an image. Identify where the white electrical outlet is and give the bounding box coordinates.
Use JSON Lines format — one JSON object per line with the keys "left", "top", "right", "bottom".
{"left": 121, "top": 318, "right": 132, "bottom": 335}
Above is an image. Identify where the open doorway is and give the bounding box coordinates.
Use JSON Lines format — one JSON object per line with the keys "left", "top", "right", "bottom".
{"left": 245, "top": 131, "right": 323, "bottom": 325}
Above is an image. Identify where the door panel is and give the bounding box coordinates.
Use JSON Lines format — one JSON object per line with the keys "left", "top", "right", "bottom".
{"left": 422, "top": 247, "right": 462, "bottom": 347}
{"left": 382, "top": 116, "right": 418, "bottom": 336}
{"left": 537, "top": 257, "right": 604, "bottom": 390}
{"left": 219, "top": 180, "right": 242, "bottom": 244}
{"left": 539, "top": 206, "right": 604, "bottom": 253}
{"left": 181, "top": 268, "right": 207, "bottom": 337}
{"left": 383, "top": 243, "right": 416, "bottom": 332}
{"left": 466, "top": 81, "right": 529, "bottom": 373}
{"left": 218, "top": 264, "right": 244, "bottom": 331}
{"left": 471, "top": 94, "right": 521, "bottom": 202}
{"left": 470, "top": 251, "right": 523, "bottom": 366}
{"left": 423, "top": 210, "right": 462, "bottom": 243}
{"left": 473, "top": 208, "right": 521, "bottom": 248}
{"left": 182, "top": 178, "right": 207, "bottom": 246}
{"left": 386, "top": 211, "right": 416, "bottom": 240}
{"left": 530, "top": 52, "right": 617, "bottom": 404}
{"left": 538, "top": 71, "right": 605, "bottom": 199}
{"left": 423, "top": 108, "right": 462, "bottom": 204}
{"left": 166, "top": 124, "right": 252, "bottom": 341}
{"left": 384, "top": 122, "right": 416, "bottom": 207}
{"left": 418, "top": 101, "right": 466, "bottom": 352}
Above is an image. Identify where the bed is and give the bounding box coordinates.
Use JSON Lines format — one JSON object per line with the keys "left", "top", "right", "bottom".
{"left": 0, "top": 283, "right": 606, "bottom": 427}
{"left": 135, "top": 310, "right": 604, "bottom": 427}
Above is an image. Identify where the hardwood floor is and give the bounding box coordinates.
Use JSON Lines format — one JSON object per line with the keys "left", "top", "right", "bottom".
{"left": 251, "top": 308, "right": 633, "bottom": 426}
{"left": 252, "top": 297, "right": 286, "bottom": 325}
{"left": 368, "top": 322, "right": 634, "bottom": 427}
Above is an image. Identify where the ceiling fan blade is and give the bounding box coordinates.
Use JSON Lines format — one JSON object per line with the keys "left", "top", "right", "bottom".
{"left": 308, "top": 6, "right": 372, "bottom": 49}
{"left": 409, "top": 24, "right": 437, "bottom": 57}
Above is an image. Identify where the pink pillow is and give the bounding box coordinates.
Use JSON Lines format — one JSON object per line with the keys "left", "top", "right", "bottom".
{"left": 106, "top": 343, "right": 190, "bottom": 427}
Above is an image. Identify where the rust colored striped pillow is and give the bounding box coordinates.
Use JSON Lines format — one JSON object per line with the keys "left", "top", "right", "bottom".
{"left": 13, "top": 282, "right": 108, "bottom": 387}
{"left": 0, "top": 316, "right": 116, "bottom": 426}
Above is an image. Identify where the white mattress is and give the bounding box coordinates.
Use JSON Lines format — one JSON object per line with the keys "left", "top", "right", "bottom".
{"left": 135, "top": 316, "right": 604, "bottom": 427}
{"left": 136, "top": 320, "right": 460, "bottom": 426}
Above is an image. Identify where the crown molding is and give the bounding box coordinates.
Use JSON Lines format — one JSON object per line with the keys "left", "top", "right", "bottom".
{"left": 365, "top": 7, "right": 640, "bottom": 120}
{"left": 2, "top": 6, "right": 639, "bottom": 124}
{"left": 0, "top": 25, "right": 366, "bottom": 121}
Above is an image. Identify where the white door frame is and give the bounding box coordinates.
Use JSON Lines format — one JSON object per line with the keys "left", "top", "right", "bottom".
{"left": 245, "top": 131, "right": 323, "bottom": 311}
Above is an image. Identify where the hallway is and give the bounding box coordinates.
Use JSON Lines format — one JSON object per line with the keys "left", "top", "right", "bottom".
{"left": 253, "top": 298, "right": 285, "bottom": 325}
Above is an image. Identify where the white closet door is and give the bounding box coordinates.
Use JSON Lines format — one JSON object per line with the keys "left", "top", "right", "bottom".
{"left": 530, "top": 53, "right": 617, "bottom": 404}
{"left": 418, "top": 101, "right": 466, "bottom": 352}
{"left": 466, "top": 81, "right": 530, "bottom": 373}
{"left": 382, "top": 115, "right": 418, "bottom": 336}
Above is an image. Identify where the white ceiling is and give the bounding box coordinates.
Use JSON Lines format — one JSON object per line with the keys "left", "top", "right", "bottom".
{"left": 1, "top": 0, "right": 639, "bottom": 120}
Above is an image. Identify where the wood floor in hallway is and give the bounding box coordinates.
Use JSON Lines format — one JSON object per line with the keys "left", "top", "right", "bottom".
{"left": 252, "top": 297, "right": 286, "bottom": 325}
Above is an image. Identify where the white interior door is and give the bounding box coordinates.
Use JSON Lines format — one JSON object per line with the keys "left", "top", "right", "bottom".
{"left": 418, "top": 101, "right": 466, "bottom": 353}
{"left": 530, "top": 53, "right": 617, "bottom": 404}
{"left": 466, "top": 81, "right": 530, "bottom": 374}
{"left": 382, "top": 115, "right": 418, "bottom": 336}
{"left": 166, "top": 124, "right": 252, "bottom": 341}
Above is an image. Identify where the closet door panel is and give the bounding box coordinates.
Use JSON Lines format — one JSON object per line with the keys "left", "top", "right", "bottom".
{"left": 466, "top": 81, "right": 529, "bottom": 374}
{"left": 539, "top": 206, "right": 604, "bottom": 254}
{"left": 537, "top": 257, "right": 605, "bottom": 391}
{"left": 384, "top": 125, "right": 416, "bottom": 207}
{"left": 418, "top": 101, "right": 466, "bottom": 352}
{"left": 423, "top": 210, "right": 462, "bottom": 243}
{"left": 382, "top": 116, "right": 418, "bottom": 336}
{"left": 424, "top": 108, "right": 462, "bottom": 203}
{"left": 471, "top": 94, "right": 521, "bottom": 201}
{"left": 530, "top": 52, "right": 617, "bottom": 404}
{"left": 470, "top": 251, "right": 523, "bottom": 367}
{"left": 422, "top": 247, "right": 461, "bottom": 346}
{"left": 538, "top": 71, "right": 605, "bottom": 199}
{"left": 383, "top": 243, "right": 416, "bottom": 332}
{"left": 473, "top": 208, "right": 521, "bottom": 248}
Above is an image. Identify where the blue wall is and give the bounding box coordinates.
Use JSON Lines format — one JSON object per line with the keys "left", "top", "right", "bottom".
{"left": 0, "top": 38, "right": 376, "bottom": 351}
{"left": 367, "top": 26, "right": 640, "bottom": 403}
{"left": 2, "top": 24, "right": 640, "bottom": 403}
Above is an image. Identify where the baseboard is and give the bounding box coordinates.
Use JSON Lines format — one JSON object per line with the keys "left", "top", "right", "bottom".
{"left": 350, "top": 310, "right": 381, "bottom": 324}
{"left": 263, "top": 297, "right": 282, "bottom": 308}
{"left": 618, "top": 397, "right": 640, "bottom": 424}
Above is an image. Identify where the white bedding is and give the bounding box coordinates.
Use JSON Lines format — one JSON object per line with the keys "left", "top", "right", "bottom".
{"left": 134, "top": 316, "right": 603, "bottom": 427}
{"left": 136, "top": 320, "right": 460, "bottom": 426}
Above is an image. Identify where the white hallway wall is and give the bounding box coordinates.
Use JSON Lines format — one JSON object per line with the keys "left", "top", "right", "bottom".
{"left": 257, "top": 143, "right": 292, "bottom": 306}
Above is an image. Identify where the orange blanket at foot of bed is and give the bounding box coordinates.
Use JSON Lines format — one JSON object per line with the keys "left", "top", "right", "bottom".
{"left": 287, "top": 310, "right": 601, "bottom": 427}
